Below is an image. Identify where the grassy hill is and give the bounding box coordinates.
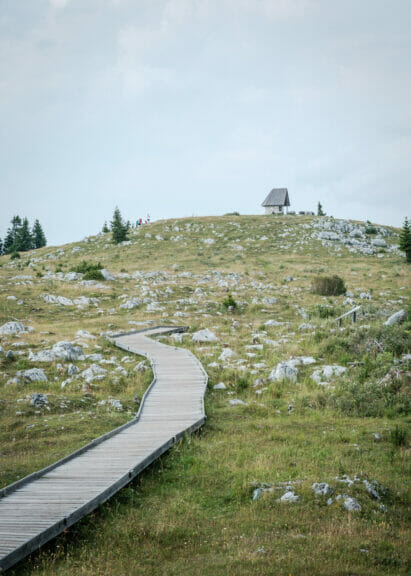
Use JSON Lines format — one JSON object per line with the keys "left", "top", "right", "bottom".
{"left": 0, "top": 214, "right": 409, "bottom": 575}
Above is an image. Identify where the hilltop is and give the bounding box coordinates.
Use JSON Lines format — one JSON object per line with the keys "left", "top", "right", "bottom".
{"left": 0, "top": 214, "right": 409, "bottom": 575}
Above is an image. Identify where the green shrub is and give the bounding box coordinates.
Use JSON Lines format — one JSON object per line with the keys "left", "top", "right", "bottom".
{"left": 314, "top": 304, "right": 336, "bottom": 319}
{"left": 312, "top": 275, "right": 346, "bottom": 296}
{"left": 365, "top": 220, "right": 377, "bottom": 235}
{"left": 390, "top": 425, "right": 407, "bottom": 447}
{"left": 10, "top": 251, "right": 20, "bottom": 260}
{"left": 72, "top": 260, "right": 104, "bottom": 280}
{"left": 222, "top": 294, "right": 238, "bottom": 310}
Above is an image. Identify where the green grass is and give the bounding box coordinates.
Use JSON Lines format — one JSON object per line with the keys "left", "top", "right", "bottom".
{"left": 0, "top": 214, "right": 410, "bottom": 575}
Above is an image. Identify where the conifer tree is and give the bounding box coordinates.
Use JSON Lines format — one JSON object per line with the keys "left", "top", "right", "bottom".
{"left": 110, "top": 207, "right": 129, "bottom": 244}
{"left": 32, "top": 220, "right": 47, "bottom": 249}
{"left": 0, "top": 237, "right": 3, "bottom": 256}
{"left": 399, "top": 217, "right": 411, "bottom": 263}
{"left": 102, "top": 221, "right": 109, "bottom": 234}
{"left": 317, "top": 202, "right": 325, "bottom": 216}
{"left": 16, "top": 218, "right": 32, "bottom": 252}
{"left": 3, "top": 216, "right": 21, "bottom": 253}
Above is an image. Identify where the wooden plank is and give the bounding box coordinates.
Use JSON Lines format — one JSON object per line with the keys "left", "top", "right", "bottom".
{"left": 0, "top": 325, "right": 207, "bottom": 573}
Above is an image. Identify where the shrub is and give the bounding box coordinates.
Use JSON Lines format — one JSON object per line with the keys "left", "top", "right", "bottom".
{"left": 365, "top": 220, "right": 377, "bottom": 235}
{"left": 10, "top": 251, "right": 20, "bottom": 260}
{"left": 72, "top": 261, "right": 105, "bottom": 281}
{"left": 312, "top": 275, "right": 346, "bottom": 296}
{"left": 314, "top": 304, "right": 337, "bottom": 319}
{"left": 390, "top": 425, "right": 407, "bottom": 447}
{"left": 222, "top": 294, "right": 238, "bottom": 310}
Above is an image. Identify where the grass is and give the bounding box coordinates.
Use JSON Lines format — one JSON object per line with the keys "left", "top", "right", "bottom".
{"left": 0, "top": 214, "right": 410, "bottom": 574}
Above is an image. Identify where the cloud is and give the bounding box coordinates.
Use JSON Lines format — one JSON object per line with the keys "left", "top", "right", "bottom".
{"left": 49, "top": 0, "right": 71, "bottom": 9}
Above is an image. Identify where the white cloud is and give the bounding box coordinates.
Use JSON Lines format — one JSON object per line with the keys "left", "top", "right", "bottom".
{"left": 49, "top": 0, "right": 71, "bottom": 9}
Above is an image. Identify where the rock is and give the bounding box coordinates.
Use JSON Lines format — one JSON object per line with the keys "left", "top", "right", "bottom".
{"left": 6, "top": 350, "right": 14, "bottom": 360}
{"left": 192, "top": 329, "right": 218, "bottom": 343}
{"left": 80, "top": 364, "right": 107, "bottom": 383}
{"left": 213, "top": 382, "right": 226, "bottom": 390}
{"left": 133, "top": 394, "right": 140, "bottom": 404}
{"left": 30, "top": 341, "right": 83, "bottom": 362}
{"left": 119, "top": 298, "right": 142, "bottom": 310}
{"left": 371, "top": 238, "right": 386, "bottom": 247}
{"left": 252, "top": 488, "right": 264, "bottom": 500}
{"left": 312, "top": 482, "right": 334, "bottom": 497}
{"left": 384, "top": 309, "right": 407, "bottom": 326}
{"left": 0, "top": 345, "right": 4, "bottom": 356}
{"left": 76, "top": 330, "right": 96, "bottom": 339}
{"left": 280, "top": 491, "right": 300, "bottom": 503}
{"left": 108, "top": 398, "right": 123, "bottom": 410}
{"left": 219, "top": 348, "right": 236, "bottom": 361}
{"left": 0, "top": 321, "right": 32, "bottom": 335}
{"left": 100, "top": 269, "right": 115, "bottom": 280}
{"left": 85, "top": 353, "right": 104, "bottom": 362}
{"left": 203, "top": 238, "right": 215, "bottom": 245}
{"left": 30, "top": 393, "right": 48, "bottom": 407}
{"left": 43, "top": 294, "right": 73, "bottom": 306}
{"left": 343, "top": 497, "right": 361, "bottom": 512}
{"left": 363, "top": 480, "right": 381, "bottom": 500}
{"left": 229, "top": 398, "right": 247, "bottom": 406}
{"left": 269, "top": 362, "right": 298, "bottom": 382}
{"left": 67, "top": 364, "right": 79, "bottom": 376}
{"left": 23, "top": 368, "right": 48, "bottom": 382}
{"left": 311, "top": 365, "right": 346, "bottom": 384}
{"left": 134, "top": 361, "right": 148, "bottom": 372}
{"left": 264, "top": 320, "right": 282, "bottom": 327}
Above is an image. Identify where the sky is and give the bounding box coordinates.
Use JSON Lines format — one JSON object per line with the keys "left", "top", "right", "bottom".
{"left": 0, "top": 0, "right": 410, "bottom": 246}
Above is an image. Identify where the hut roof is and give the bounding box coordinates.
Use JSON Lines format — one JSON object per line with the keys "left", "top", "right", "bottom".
{"left": 262, "top": 188, "right": 290, "bottom": 207}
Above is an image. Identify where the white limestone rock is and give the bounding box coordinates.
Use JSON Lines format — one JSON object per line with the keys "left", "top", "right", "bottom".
{"left": 0, "top": 321, "right": 33, "bottom": 335}
{"left": 269, "top": 362, "right": 298, "bottom": 382}
{"left": 219, "top": 348, "right": 236, "bottom": 362}
{"left": 100, "top": 269, "right": 115, "bottom": 280}
{"left": 311, "top": 365, "right": 346, "bottom": 384}
{"left": 192, "top": 329, "right": 218, "bottom": 343}
{"left": 384, "top": 309, "right": 407, "bottom": 326}
{"left": 23, "top": 368, "right": 48, "bottom": 382}
{"left": 80, "top": 364, "right": 107, "bottom": 383}
{"left": 213, "top": 382, "right": 226, "bottom": 390}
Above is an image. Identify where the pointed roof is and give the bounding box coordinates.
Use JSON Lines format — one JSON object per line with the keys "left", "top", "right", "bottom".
{"left": 262, "top": 188, "right": 290, "bottom": 207}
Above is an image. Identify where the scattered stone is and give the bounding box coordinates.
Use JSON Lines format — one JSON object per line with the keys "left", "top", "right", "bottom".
{"left": 311, "top": 365, "right": 346, "bottom": 384}
{"left": 384, "top": 309, "right": 407, "bottom": 326}
{"left": 108, "top": 398, "right": 123, "bottom": 410}
{"left": 373, "top": 433, "right": 381, "bottom": 442}
{"left": 29, "top": 341, "right": 83, "bottom": 362}
{"left": 76, "top": 330, "right": 96, "bottom": 339}
{"left": 133, "top": 394, "right": 140, "bottom": 404}
{"left": 23, "top": 368, "right": 48, "bottom": 382}
{"left": 343, "top": 497, "right": 361, "bottom": 512}
{"left": 0, "top": 321, "right": 33, "bottom": 335}
{"left": 279, "top": 491, "right": 300, "bottom": 503}
{"left": 269, "top": 361, "right": 298, "bottom": 382}
{"left": 30, "top": 393, "right": 48, "bottom": 407}
{"left": 219, "top": 348, "right": 236, "bottom": 361}
{"left": 229, "top": 398, "right": 247, "bottom": 406}
{"left": 134, "top": 361, "right": 148, "bottom": 372}
{"left": 264, "top": 319, "right": 283, "bottom": 327}
{"left": 80, "top": 364, "right": 107, "bottom": 383}
{"left": 42, "top": 294, "right": 73, "bottom": 306}
{"left": 100, "top": 269, "right": 115, "bottom": 280}
{"left": 0, "top": 345, "right": 4, "bottom": 356}
{"left": 312, "top": 482, "right": 334, "bottom": 497}
{"left": 213, "top": 382, "right": 226, "bottom": 390}
{"left": 119, "top": 298, "right": 142, "bottom": 310}
{"left": 192, "top": 329, "right": 218, "bottom": 343}
{"left": 6, "top": 350, "right": 14, "bottom": 360}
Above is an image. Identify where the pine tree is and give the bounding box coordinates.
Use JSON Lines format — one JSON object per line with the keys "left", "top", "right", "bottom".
{"left": 399, "top": 217, "right": 411, "bottom": 263}
{"left": 110, "top": 207, "right": 129, "bottom": 244}
{"left": 0, "top": 237, "right": 3, "bottom": 256}
{"left": 32, "top": 220, "right": 47, "bottom": 249}
{"left": 3, "top": 216, "right": 22, "bottom": 253}
{"left": 16, "top": 217, "right": 33, "bottom": 251}
{"left": 102, "top": 221, "right": 109, "bottom": 234}
{"left": 317, "top": 202, "right": 325, "bottom": 216}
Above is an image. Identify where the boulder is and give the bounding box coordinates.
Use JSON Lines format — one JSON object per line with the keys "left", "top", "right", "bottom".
{"left": 67, "top": 364, "right": 80, "bottom": 376}
{"left": 80, "top": 364, "right": 107, "bottom": 383}
{"left": 343, "top": 497, "right": 361, "bottom": 512}
{"left": 30, "top": 393, "right": 48, "bottom": 407}
{"left": 0, "top": 321, "right": 32, "bottom": 335}
{"left": 384, "top": 309, "right": 407, "bottom": 326}
{"left": 312, "top": 482, "right": 334, "bottom": 497}
{"left": 219, "top": 348, "right": 236, "bottom": 362}
{"left": 311, "top": 365, "right": 346, "bottom": 384}
{"left": 229, "top": 398, "right": 247, "bottom": 406}
{"left": 6, "top": 350, "right": 15, "bottom": 360}
{"left": 192, "top": 329, "right": 218, "bottom": 343}
{"left": 213, "top": 382, "right": 226, "bottom": 390}
{"left": 264, "top": 320, "right": 282, "bottom": 327}
{"left": 269, "top": 361, "right": 298, "bottom": 382}
{"left": 100, "top": 269, "right": 115, "bottom": 280}
{"left": 76, "top": 330, "right": 96, "bottom": 339}
{"left": 119, "top": 298, "right": 142, "bottom": 310}
{"left": 23, "top": 368, "right": 48, "bottom": 382}
{"left": 280, "top": 491, "right": 300, "bottom": 503}
{"left": 43, "top": 294, "right": 73, "bottom": 306}
{"left": 29, "top": 341, "right": 83, "bottom": 362}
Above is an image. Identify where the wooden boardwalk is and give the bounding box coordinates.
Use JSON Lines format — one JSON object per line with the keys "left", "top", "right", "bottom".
{"left": 0, "top": 326, "right": 207, "bottom": 572}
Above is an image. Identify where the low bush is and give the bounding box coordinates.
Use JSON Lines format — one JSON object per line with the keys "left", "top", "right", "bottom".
{"left": 222, "top": 294, "right": 238, "bottom": 310}
{"left": 10, "top": 251, "right": 20, "bottom": 260}
{"left": 72, "top": 260, "right": 105, "bottom": 280}
{"left": 390, "top": 425, "right": 407, "bottom": 447}
{"left": 365, "top": 220, "right": 377, "bottom": 235}
{"left": 312, "top": 275, "right": 346, "bottom": 296}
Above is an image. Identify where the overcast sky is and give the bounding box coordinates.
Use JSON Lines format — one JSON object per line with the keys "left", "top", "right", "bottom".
{"left": 0, "top": 0, "right": 410, "bottom": 245}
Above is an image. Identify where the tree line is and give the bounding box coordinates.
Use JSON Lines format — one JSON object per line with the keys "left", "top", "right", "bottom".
{"left": 0, "top": 216, "right": 47, "bottom": 255}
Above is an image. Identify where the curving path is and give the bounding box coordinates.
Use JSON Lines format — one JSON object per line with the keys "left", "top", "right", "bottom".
{"left": 0, "top": 326, "right": 207, "bottom": 572}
